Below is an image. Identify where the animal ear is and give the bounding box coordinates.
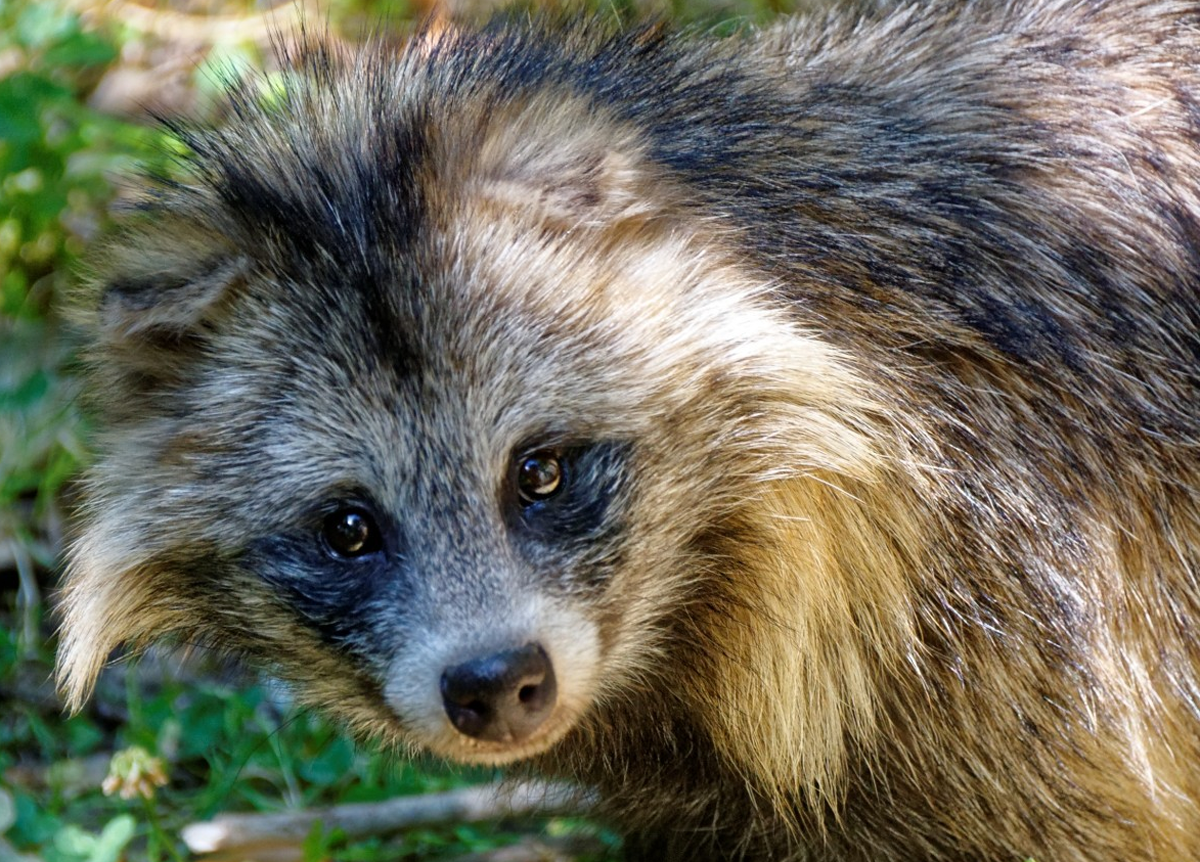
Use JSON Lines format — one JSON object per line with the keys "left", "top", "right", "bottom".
{"left": 470, "top": 102, "right": 661, "bottom": 227}
{"left": 478, "top": 147, "right": 655, "bottom": 226}
{"left": 87, "top": 223, "right": 247, "bottom": 345}
{"left": 79, "top": 223, "right": 248, "bottom": 398}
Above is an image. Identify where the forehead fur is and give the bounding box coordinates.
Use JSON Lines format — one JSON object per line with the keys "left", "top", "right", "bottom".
{"left": 70, "top": 24, "right": 890, "bottom": 529}
{"left": 82, "top": 24, "right": 781, "bottom": 460}
{"left": 157, "top": 25, "right": 686, "bottom": 275}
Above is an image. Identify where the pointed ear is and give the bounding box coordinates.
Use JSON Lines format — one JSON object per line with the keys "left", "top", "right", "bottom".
{"left": 470, "top": 98, "right": 664, "bottom": 227}
{"left": 85, "top": 223, "right": 247, "bottom": 345}
{"left": 77, "top": 223, "right": 248, "bottom": 398}
{"left": 478, "top": 147, "right": 655, "bottom": 226}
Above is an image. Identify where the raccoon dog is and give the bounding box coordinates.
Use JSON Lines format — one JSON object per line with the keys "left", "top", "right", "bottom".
{"left": 57, "top": 0, "right": 1200, "bottom": 859}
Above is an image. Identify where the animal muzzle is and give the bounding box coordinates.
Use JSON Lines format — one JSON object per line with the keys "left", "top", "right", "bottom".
{"left": 440, "top": 642, "right": 558, "bottom": 743}
{"left": 382, "top": 597, "right": 600, "bottom": 763}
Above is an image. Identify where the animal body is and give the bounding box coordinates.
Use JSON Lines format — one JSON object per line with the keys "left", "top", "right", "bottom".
{"left": 57, "top": 1, "right": 1200, "bottom": 859}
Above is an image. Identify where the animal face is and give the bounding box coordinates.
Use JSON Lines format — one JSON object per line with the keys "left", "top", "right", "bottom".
{"left": 56, "top": 55, "right": 866, "bottom": 759}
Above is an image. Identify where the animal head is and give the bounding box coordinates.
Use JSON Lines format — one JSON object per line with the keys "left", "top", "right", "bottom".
{"left": 58, "top": 31, "right": 885, "bottom": 773}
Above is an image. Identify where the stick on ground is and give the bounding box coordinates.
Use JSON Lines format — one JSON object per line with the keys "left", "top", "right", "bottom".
{"left": 182, "top": 781, "right": 591, "bottom": 855}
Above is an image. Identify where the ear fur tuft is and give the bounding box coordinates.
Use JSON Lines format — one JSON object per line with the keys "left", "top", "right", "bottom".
{"left": 85, "top": 224, "right": 247, "bottom": 345}
{"left": 469, "top": 96, "right": 662, "bottom": 227}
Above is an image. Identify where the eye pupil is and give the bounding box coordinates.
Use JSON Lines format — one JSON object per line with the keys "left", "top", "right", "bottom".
{"left": 323, "top": 509, "right": 380, "bottom": 557}
{"left": 517, "top": 452, "right": 562, "bottom": 503}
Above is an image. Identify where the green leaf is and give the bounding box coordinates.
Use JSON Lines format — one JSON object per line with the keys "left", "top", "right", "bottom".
{"left": 299, "top": 735, "right": 354, "bottom": 787}
{"left": 53, "top": 824, "right": 97, "bottom": 859}
{"left": 0, "top": 787, "right": 15, "bottom": 833}
{"left": 303, "top": 822, "right": 351, "bottom": 862}
{"left": 41, "top": 31, "right": 117, "bottom": 69}
{"left": 86, "top": 815, "right": 136, "bottom": 862}
{"left": 0, "top": 74, "right": 66, "bottom": 145}
{"left": 0, "top": 369, "right": 50, "bottom": 409}
{"left": 48, "top": 815, "right": 136, "bottom": 862}
{"left": 14, "top": 3, "right": 74, "bottom": 50}
{"left": 63, "top": 716, "right": 105, "bottom": 757}
{"left": 8, "top": 789, "right": 61, "bottom": 846}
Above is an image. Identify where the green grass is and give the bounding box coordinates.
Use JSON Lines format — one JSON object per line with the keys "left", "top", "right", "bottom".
{"left": 2, "top": 622, "right": 619, "bottom": 861}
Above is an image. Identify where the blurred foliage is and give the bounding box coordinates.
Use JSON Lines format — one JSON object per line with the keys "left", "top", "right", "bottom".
{"left": 0, "top": 0, "right": 177, "bottom": 661}
{"left": 0, "top": 0, "right": 178, "bottom": 315}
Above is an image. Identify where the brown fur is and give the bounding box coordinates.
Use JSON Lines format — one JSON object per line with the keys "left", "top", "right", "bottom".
{"left": 59, "top": 2, "right": 1200, "bottom": 859}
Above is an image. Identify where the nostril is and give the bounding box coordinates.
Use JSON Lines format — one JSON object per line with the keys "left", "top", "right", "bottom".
{"left": 442, "top": 699, "right": 489, "bottom": 739}
{"left": 440, "top": 643, "right": 558, "bottom": 743}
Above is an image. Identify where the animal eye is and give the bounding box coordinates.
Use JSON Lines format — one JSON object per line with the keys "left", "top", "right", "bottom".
{"left": 516, "top": 451, "right": 563, "bottom": 504}
{"left": 321, "top": 507, "right": 382, "bottom": 558}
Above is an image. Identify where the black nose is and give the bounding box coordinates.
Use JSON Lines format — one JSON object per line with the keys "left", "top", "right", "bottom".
{"left": 440, "top": 643, "right": 558, "bottom": 743}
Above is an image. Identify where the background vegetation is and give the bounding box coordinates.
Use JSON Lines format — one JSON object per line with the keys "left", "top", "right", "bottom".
{"left": 0, "top": 0, "right": 807, "bottom": 858}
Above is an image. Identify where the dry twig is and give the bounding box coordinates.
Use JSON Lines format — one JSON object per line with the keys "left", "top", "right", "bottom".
{"left": 183, "top": 780, "right": 590, "bottom": 856}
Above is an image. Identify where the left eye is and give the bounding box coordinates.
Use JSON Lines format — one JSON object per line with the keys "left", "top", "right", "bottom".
{"left": 516, "top": 451, "right": 563, "bottom": 504}
{"left": 321, "top": 507, "right": 383, "bottom": 558}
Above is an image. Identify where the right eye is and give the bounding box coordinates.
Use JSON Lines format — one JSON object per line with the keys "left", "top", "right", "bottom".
{"left": 321, "top": 507, "right": 383, "bottom": 558}
{"left": 516, "top": 449, "right": 564, "bottom": 505}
